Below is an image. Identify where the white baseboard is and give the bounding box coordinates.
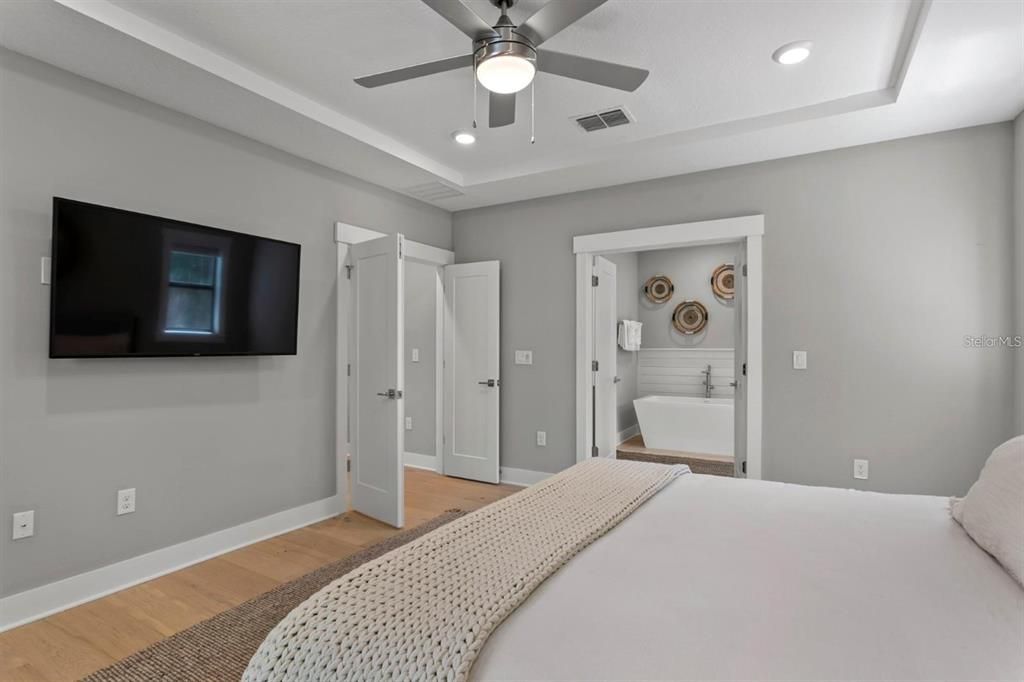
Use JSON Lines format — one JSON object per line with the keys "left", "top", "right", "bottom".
{"left": 0, "top": 494, "right": 342, "bottom": 633}
{"left": 403, "top": 451, "right": 438, "bottom": 472}
{"left": 499, "top": 467, "right": 552, "bottom": 487}
{"left": 618, "top": 424, "right": 640, "bottom": 444}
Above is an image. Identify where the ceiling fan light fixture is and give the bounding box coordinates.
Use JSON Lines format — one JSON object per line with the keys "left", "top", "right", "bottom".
{"left": 452, "top": 130, "right": 476, "bottom": 145}
{"left": 772, "top": 40, "right": 813, "bottom": 65}
{"left": 475, "top": 41, "right": 537, "bottom": 94}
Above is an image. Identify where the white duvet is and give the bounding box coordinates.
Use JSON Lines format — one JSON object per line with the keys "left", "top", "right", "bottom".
{"left": 472, "top": 474, "right": 1024, "bottom": 681}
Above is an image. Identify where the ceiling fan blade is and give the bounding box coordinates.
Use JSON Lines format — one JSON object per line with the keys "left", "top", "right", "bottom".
{"left": 354, "top": 54, "right": 472, "bottom": 88}
{"left": 515, "top": 0, "right": 608, "bottom": 46}
{"left": 538, "top": 50, "right": 649, "bottom": 91}
{"left": 420, "top": 0, "right": 498, "bottom": 40}
{"left": 489, "top": 91, "right": 516, "bottom": 127}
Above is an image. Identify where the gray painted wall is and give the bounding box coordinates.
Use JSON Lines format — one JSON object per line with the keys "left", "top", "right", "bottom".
{"left": 1015, "top": 112, "right": 1024, "bottom": 436}
{"left": 637, "top": 244, "right": 737, "bottom": 349}
{"left": 404, "top": 260, "right": 439, "bottom": 458}
{"left": 0, "top": 50, "right": 451, "bottom": 598}
{"left": 602, "top": 252, "right": 639, "bottom": 434}
{"left": 454, "top": 123, "right": 1017, "bottom": 496}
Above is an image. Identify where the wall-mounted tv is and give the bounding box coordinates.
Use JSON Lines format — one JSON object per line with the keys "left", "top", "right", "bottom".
{"left": 50, "top": 198, "right": 301, "bottom": 358}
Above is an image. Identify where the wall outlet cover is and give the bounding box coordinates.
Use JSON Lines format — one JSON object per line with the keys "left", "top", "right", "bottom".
{"left": 793, "top": 350, "right": 808, "bottom": 370}
{"left": 12, "top": 510, "right": 34, "bottom": 540}
{"left": 405, "top": 416, "right": 413, "bottom": 430}
{"left": 536, "top": 430, "right": 547, "bottom": 447}
{"left": 117, "top": 488, "right": 136, "bottom": 516}
{"left": 853, "top": 459, "right": 869, "bottom": 480}
{"left": 411, "top": 348, "right": 419, "bottom": 362}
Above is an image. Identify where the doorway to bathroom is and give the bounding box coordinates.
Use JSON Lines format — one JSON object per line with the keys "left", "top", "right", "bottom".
{"left": 574, "top": 216, "right": 763, "bottom": 479}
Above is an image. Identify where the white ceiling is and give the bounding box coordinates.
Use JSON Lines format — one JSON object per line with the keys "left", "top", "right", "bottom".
{"left": 1, "top": 0, "right": 1022, "bottom": 211}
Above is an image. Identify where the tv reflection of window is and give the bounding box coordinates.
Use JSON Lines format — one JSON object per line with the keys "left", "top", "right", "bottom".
{"left": 164, "top": 250, "right": 222, "bottom": 335}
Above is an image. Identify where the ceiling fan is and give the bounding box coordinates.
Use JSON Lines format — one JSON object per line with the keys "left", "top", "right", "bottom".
{"left": 354, "top": 0, "right": 649, "bottom": 129}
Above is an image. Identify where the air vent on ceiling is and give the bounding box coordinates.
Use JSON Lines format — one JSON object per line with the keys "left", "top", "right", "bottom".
{"left": 402, "top": 181, "right": 464, "bottom": 202}
{"left": 573, "top": 107, "right": 634, "bottom": 132}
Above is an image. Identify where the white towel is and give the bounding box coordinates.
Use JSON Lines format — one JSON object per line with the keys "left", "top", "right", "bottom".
{"left": 618, "top": 320, "right": 642, "bottom": 351}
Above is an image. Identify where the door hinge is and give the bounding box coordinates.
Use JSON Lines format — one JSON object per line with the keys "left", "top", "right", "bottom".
{"left": 742, "top": 362, "right": 747, "bottom": 376}
{"left": 346, "top": 457, "right": 351, "bottom": 472}
{"left": 345, "top": 265, "right": 353, "bottom": 280}
{"left": 741, "top": 460, "right": 747, "bottom": 474}
{"left": 347, "top": 363, "right": 351, "bottom": 377}
{"left": 591, "top": 275, "right": 599, "bottom": 286}
{"left": 592, "top": 445, "right": 599, "bottom": 457}
{"left": 742, "top": 263, "right": 748, "bottom": 276}
{"left": 592, "top": 360, "right": 599, "bottom": 371}
{"left": 398, "top": 238, "right": 403, "bottom": 260}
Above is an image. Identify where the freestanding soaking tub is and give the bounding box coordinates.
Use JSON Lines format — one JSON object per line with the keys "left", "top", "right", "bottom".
{"left": 633, "top": 395, "right": 734, "bottom": 456}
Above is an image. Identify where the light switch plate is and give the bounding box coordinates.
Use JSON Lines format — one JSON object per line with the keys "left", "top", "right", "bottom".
{"left": 536, "top": 431, "right": 546, "bottom": 447}
{"left": 411, "top": 348, "right": 419, "bottom": 362}
{"left": 793, "top": 350, "right": 808, "bottom": 370}
{"left": 515, "top": 350, "right": 533, "bottom": 365}
{"left": 12, "top": 510, "right": 34, "bottom": 540}
{"left": 853, "top": 459, "right": 869, "bottom": 480}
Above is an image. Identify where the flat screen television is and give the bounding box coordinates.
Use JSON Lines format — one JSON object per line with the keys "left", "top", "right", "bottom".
{"left": 50, "top": 198, "right": 301, "bottom": 358}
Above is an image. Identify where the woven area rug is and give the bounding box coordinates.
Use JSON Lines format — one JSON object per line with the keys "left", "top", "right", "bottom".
{"left": 80, "top": 510, "right": 465, "bottom": 682}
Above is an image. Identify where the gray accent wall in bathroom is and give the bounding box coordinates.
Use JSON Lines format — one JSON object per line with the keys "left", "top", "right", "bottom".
{"left": 453, "top": 123, "right": 1018, "bottom": 496}
{"left": 637, "top": 243, "right": 738, "bottom": 349}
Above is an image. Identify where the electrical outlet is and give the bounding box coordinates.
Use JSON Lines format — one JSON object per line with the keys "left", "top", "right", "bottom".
{"left": 405, "top": 416, "right": 413, "bottom": 430}
{"left": 793, "top": 350, "right": 808, "bottom": 370}
{"left": 853, "top": 459, "right": 869, "bottom": 480}
{"left": 536, "top": 431, "right": 547, "bottom": 447}
{"left": 411, "top": 348, "right": 420, "bottom": 362}
{"left": 117, "top": 488, "right": 136, "bottom": 516}
{"left": 12, "top": 510, "right": 34, "bottom": 540}
{"left": 515, "top": 350, "right": 533, "bottom": 365}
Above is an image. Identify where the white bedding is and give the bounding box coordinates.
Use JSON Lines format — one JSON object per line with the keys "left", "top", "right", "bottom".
{"left": 472, "top": 474, "right": 1024, "bottom": 681}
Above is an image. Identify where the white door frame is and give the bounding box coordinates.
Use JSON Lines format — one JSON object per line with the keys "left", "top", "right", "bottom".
{"left": 573, "top": 215, "right": 765, "bottom": 479}
{"left": 335, "top": 222, "right": 454, "bottom": 508}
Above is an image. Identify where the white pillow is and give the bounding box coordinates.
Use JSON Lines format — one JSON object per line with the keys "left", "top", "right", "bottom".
{"left": 951, "top": 435, "right": 1024, "bottom": 586}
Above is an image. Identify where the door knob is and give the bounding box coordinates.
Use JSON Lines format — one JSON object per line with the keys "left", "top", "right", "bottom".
{"left": 376, "top": 389, "right": 403, "bottom": 399}
{"left": 477, "top": 379, "right": 500, "bottom": 387}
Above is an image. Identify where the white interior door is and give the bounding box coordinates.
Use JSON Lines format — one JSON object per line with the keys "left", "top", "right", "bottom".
{"left": 351, "top": 234, "right": 404, "bottom": 527}
{"left": 593, "top": 256, "right": 618, "bottom": 457}
{"left": 734, "top": 242, "right": 748, "bottom": 478}
{"left": 443, "top": 261, "right": 500, "bottom": 483}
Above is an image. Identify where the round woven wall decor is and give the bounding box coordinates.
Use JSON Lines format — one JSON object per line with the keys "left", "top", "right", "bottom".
{"left": 672, "top": 300, "right": 709, "bottom": 335}
{"left": 711, "top": 263, "right": 735, "bottom": 301}
{"left": 643, "top": 275, "right": 674, "bottom": 304}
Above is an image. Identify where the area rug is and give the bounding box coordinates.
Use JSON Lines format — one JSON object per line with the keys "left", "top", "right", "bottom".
{"left": 80, "top": 510, "right": 466, "bottom": 682}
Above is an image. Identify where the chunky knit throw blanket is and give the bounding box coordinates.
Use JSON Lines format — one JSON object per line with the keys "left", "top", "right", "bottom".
{"left": 243, "top": 458, "right": 687, "bottom": 682}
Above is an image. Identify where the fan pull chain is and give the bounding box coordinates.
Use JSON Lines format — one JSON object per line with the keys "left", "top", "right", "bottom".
{"left": 472, "top": 55, "right": 478, "bottom": 129}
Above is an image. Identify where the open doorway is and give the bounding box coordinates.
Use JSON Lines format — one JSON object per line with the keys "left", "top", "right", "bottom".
{"left": 335, "top": 222, "right": 502, "bottom": 529}
{"left": 575, "top": 216, "right": 764, "bottom": 479}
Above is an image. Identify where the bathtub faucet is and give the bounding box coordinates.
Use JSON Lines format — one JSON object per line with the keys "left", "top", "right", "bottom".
{"left": 702, "top": 364, "right": 714, "bottom": 399}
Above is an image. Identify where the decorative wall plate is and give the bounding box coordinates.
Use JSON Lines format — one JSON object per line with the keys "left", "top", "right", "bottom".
{"left": 711, "top": 263, "right": 735, "bottom": 301}
{"left": 643, "top": 275, "right": 674, "bottom": 304}
{"left": 672, "top": 300, "right": 709, "bottom": 335}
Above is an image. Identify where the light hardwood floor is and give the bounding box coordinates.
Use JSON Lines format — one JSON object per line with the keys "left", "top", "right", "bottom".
{"left": 0, "top": 468, "right": 520, "bottom": 682}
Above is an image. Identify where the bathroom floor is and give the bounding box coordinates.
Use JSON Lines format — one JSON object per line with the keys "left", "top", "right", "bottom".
{"left": 616, "top": 435, "right": 735, "bottom": 477}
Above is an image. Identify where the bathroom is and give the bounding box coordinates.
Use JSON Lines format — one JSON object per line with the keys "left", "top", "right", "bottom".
{"left": 598, "top": 242, "right": 740, "bottom": 476}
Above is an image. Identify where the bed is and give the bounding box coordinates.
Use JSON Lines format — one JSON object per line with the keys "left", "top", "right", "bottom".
{"left": 246, "top": 459, "right": 1024, "bottom": 681}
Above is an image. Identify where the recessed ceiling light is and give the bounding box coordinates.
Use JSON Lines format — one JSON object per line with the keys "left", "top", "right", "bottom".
{"left": 772, "top": 41, "right": 813, "bottom": 65}
{"left": 452, "top": 131, "right": 476, "bottom": 145}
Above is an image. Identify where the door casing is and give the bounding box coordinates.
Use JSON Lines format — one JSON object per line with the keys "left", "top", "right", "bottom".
{"left": 573, "top": 216, "right": 764, "bottom": 479}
